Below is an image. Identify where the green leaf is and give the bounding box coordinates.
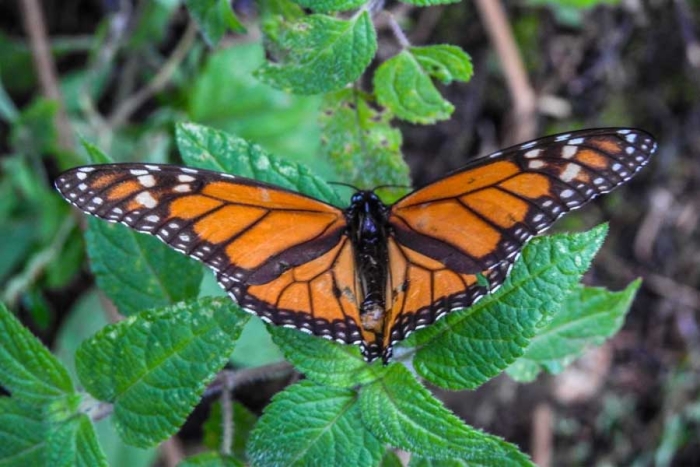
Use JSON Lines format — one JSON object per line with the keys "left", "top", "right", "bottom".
{"left": 374, "top": 51, "right": 451, "bottom": 124}
{"left": 185, "top": 0, "right": 245, "bottom": 46}
{"left": 75, "top": 297, "right": 250, "bottom": 447}
{"left": 187, "top": 44, "right": 325, "bottom": 171}
{"left": 0, "top": 399, "right": 46, "bottom": 466}
{"left": 409, "top": 458, "right": 470, "bottom": 466}
{"left": 179, "top": 452, "right": 244, "bottom": 467}
{"left": 80, "top": 138, "right": 112, "bottom": 164}
{"left": 203, "top": 401, "right": 257, "bottom": 459}
{"left": 175, "top": 122, "right": 342, "bottom": 206}
{"left": 247, "top": 381, "right": 384, "bottom": 466}
{"left": 93, "top": 417, "right": 158, "bottom": 467}
{"left": 319, "top": 89, "right": 410, "bottom": 197}
{"left": 410, "top": 45, "right": 473, "bottom": 84}
{"left": 410, "top": 225, "right": 609, "bottom": 390}
{"left": 380, "top": 450, "right": 403, "bottom": 467}
{"left": 359, "top": 365, "right": 532, "bottom": 464}
{"left": 507, "top": 280, "right": 640, "bottom": 382}
{"left": 54, "top": 289, "right": 110, "bottom": 382}
{"left": 0, "top": 302, "right": 74, "bottom": 404}
{"left": 46, "top": 413, "right": 108, "bottom": 467}
{"left": 255, "top": 11, "right": 377, "bottom": 94}
{"left": 268, "top": 326, "right": 384, "bottom": 387}
{"left": 74, "top": 417, "right": 108, "bottom": 467}
{"left": 84, "top": 217, "right": 203, "bottom": 316}
{"left": 292, "top": 0, "right": 367, "bottom": 12}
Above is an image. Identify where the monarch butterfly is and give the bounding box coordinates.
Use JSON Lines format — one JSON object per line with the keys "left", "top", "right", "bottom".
{"left": 55, "top": 128, "right": 656, "bottom": 362}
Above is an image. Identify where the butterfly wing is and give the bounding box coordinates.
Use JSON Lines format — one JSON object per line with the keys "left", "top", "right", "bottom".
{"left": 54, "top": 164, "right": 367, "bottom": 346}
{"left": 382, "top": 128, "right": 656, "bottom": 357}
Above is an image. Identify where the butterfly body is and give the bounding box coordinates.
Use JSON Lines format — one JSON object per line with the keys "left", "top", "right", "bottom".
{"left": 55, "top": 128, "right": 657, "bottom": 362}
{"left": 345, "top": 191, "right": 391, "bottom": 339}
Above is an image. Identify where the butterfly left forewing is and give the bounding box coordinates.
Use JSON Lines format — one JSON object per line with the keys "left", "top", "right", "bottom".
{"left": 56, "top": 163, "right": 369, "bottom": 347}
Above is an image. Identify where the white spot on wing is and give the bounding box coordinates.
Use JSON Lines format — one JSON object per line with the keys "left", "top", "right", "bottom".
{"left": 560, "top": 163, "right": 582, "bottom": 182}
{"left": 528, "top": 160, "right": 545, "bottom": 169}
{"left": 135, "top": 191, "right": 157, "bottom": 208}
{"left": 76, "top": 172, "right": 87, "bottom": 180}
{"left": 524, "top": 149, "right": 541, "bottom": 159}
{"left": 130, "top": 169, "right": 148, "bottom": 176}
{"left": 562, "top": 145, "right": 578, "bottom": 159}
{"left": 138, "top": 175, "right": 156, "bottom": 187}
{"left": 173, "top": 184, "right": 191, "bottom": 193}
{"left": 178, "top": 174, "right": 195, "bottom": 182}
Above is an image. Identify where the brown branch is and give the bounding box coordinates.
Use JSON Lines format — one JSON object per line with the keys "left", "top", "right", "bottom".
{"left": 531, "top": 402, "right": 553, "bottom": 467}
{"left": 19, "top": 0, "right": 74, "bottom": 151}
{"left": 474, "top": 0, "right": 537, "bottom": 144}
{"left": 107, "top": 21, "right": 198, "bottom": 129}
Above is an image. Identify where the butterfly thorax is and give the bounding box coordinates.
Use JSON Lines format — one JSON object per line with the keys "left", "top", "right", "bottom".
{"left": 345, "top": 191, "right": 391, "bottom": 334}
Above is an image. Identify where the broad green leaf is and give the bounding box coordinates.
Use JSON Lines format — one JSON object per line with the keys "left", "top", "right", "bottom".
{"left": 0, "top": 220, "right": 35, "bottom": 284}
{"left": 85, "top": 218, "right": 203, "bottom": 316}
{"left": 410, "top": 45, "right": 473, "bottom": 84}
{"left": 268, "top": 326, "right": 385, "bottom": 387}
{"left": 179, "top": 452, "right": 244, "bottom": 467}
{"left": 0, "top": 399, "right": 46, "bottom": 466}
{"left": 229, "top": 315, "right": 284, "bottom": 368}
{"left": 187, "top": 44, "right": 325, "bottom": 170}
{"left": 374, "top": 50, "right": 453, "bottom": 124}
{"left": 185, "top": 0, "right": 245, "bottom": 46}
{"left": 203, "top": 401, "right": 257, "bottom": 459}
{"left": 247, "top": 381, "right": 384, "bottom": 466}
{"left": 44, "top": 228, "right": 84, "bottom": 289}
{"left": 175, "top": 122, "right": 343, "bottom": 206}
{"left": 507, "top": 280, "right": 640, "bottom": 382}
{"left": 319, "top": 89, "right": 410, "bottom": 197}
{"left": 359, "top": 365, "right": 532, "bottom": 464}
{"left": 54, "top": 289, "right": 110, "bottom": 382}
{"left": 0, "top": 302, "right": 74, "bottom": 404}
{"left": 292, "top": 0, "right": 367, "bottom": 12}
{"left": 75, "top": 297, "right": 250, "bottom": 447}
{"left": 46, "top": 414, "right": 108, "bottom": 467}
{"left": 255, "top": 11, "right": 377, "bottom": 95}
{"left": 410, "top": 225, "right": 609, "bottom": 390}
{"left": 74, "top": 417, "right": 108, "bottom": 467}
{"left": 94, "top": 417, "right": 157, "bottom": 467}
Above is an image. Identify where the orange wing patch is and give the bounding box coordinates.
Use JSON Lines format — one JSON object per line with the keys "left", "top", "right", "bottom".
{"left": 230, "top": 238, "right": 367, "bottom": 348}
{"left": 389, "top": 129, "right": 656, "bottom": 275}
{"left": 381, "top": 238, "right": 507, "bottom": 358}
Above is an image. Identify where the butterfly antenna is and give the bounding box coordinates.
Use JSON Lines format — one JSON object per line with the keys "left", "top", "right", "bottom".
{"left": 328, "top": 181, "right": 362, "bottom": 191}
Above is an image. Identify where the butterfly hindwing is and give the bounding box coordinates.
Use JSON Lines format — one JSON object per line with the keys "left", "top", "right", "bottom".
{"left": 55, "top": 163, "right": 368, "bottom": 346}
{"left": 389, "top": 128, "right": 656, "bottom": 274}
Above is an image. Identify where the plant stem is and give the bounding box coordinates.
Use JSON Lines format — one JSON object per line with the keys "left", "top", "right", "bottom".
{"left": 106, "top": 21, "right": 198, "bottom": 129}
{"left": 19, "top": 0, "right": 74, "bottom": 151}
